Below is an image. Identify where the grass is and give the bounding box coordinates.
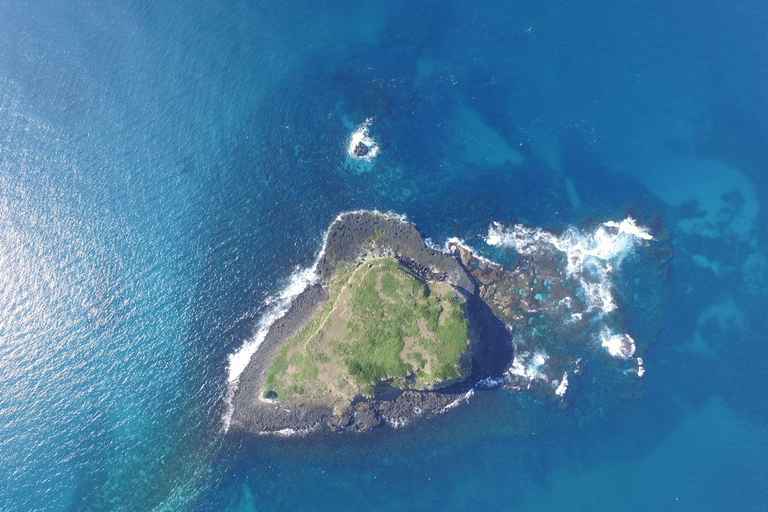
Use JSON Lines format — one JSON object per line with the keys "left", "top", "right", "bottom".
{"left": 264, "top": 258, "right": 470, "bottom": 404}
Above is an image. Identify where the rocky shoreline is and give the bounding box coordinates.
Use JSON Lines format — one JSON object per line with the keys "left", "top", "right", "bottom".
{"left": 229, "top": 211, "right": 512, "bottom": 434}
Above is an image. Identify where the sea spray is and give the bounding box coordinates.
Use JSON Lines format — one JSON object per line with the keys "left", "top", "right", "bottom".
{"left": 440, "top": 377, "right": 504, "bottom": 414}
{"left": 484, "top": 217, "right": 653, "bottom": 393}
{"left": 347, "top": 118, "right": 379, "bottom": 161}
{"left": 226, "top": 266, "right": 319, "bottom": 385}
{"left": 486, "top": 217, "right": 653, "bottom": 315}
{"left": 599, "top": 327, "right": 637, "bottom": 360}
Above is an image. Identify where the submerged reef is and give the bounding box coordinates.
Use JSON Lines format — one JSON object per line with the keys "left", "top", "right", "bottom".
{"left": 228, "top": 211, "right": 656, "bottom": 435}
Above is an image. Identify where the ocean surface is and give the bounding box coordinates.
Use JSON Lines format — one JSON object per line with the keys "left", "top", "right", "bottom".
{"left": 1, "top": 0, "right": 767, "bottom": 510}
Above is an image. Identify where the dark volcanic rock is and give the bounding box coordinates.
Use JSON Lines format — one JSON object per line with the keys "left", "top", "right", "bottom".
{"left": 352, "top": 403, "right": 383, "bottom": 432}
{"left": 316, "top": 211, "right": 476, "bottom": 296}
{"left": 353, "top": 141, "right": 370, "bottom": 157}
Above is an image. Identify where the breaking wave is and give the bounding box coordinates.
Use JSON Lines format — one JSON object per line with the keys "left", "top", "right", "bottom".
{"left": 443, "top": 388, "right": 476, "bottom": 412}
{"left": 507, "top": 350, "right": 550, "bottom": 389}
{"left": 486, "top": 217, "right": 652, "bottom": 315}
{"left": 257, "top": 425, "right": 320, "bottom": 437}
{"left": 487, "top": 217, "right": 653, "bottom": 391}
{"left": 554, "top": 373, "right": 569, "bottom": 397}
{"left": 226, "top": 268, "right": 318, "bottom": 386}
{"left": 599, "top": 327, "right": 637, "bottom": 360}
{"left": 220, "top": 265, "right": 320, "bottom": 432}
{"left": 347, "top": 118, "right": 379, "bottom": 161}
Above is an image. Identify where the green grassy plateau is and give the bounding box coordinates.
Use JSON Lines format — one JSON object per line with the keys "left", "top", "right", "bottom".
{"left": 264, "top": 258, "right": 470, "bottom": 408}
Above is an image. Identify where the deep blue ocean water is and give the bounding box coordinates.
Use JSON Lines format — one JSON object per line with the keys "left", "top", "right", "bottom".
{"left": 1, "top": 0, "right": 767, "bottom": 510}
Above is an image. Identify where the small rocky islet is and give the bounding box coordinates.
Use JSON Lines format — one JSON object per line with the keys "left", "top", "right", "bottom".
{"left": 229, "top": 211, "right": 652, "bottom": 434}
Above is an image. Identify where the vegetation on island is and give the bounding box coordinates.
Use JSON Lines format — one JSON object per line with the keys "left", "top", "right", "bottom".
{"left": 264, "top": 258, "right": 470, "bottom": 408}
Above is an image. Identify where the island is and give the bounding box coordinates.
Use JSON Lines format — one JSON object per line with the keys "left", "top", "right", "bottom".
{"left": 229, "top": 211, "right": 654, "bottom": 434}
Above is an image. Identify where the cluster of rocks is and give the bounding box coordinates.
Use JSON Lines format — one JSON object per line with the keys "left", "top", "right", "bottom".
{"left": 352, "top": 141, "right": 371, "bottom": 158}
{"left": 395, "top": 256, "right": 449, "bottom": 283}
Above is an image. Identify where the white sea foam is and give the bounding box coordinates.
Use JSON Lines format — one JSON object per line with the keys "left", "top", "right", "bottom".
{"left": 438, "top": 377, "right": 501, "bottom": 412}
{"left": 257, "top": 425, "right": 318, "bottom": 437}
{"left": 220, "top": 266, "right": 320, "bottom": 432}
{"left": 554, "top": 373, "right": 569, "bottom": 397}
{"left": 599, "top": 327, "right": 636, "bottom": 360}
{"left": 227, "top": 268, "right": 318, "bottom": 386}
{"left": 487, "top": 218, "right": 651, "bottom": 391}
{"left": 475, "top": 376, "right": 505, "bottom": 389}
{"left": 347, "top": 118, "right": 379, "bottom": 161}
{"left": 603, "top": 219, "right": 653, "bottom": 242}
{"left": 507, "top": 349, "right": 549, "bottom": 387}
{"left": 444, "top": 237, "right": 498, "bottom": 266}
{"left": 486, "top": 217, "right": 652, "bottom": 315}
{"left": 636, "top": 357, "right": 645, "bottom": 377}
{"left": 448, "top": 218, "right": 652, "bottom": 398}
{"left": 387, "top": 417, "right": 410, "bottom": 429}
{"left": 443, "top": 388, "right": 476, "bottom": 412}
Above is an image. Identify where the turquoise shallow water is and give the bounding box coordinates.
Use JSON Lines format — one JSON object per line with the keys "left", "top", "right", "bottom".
{"left": 1, "top": 0, "right": 767, "bottom": 510}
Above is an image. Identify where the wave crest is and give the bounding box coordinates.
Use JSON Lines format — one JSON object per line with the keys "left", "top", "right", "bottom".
{"left": 486, "top": 217, "right": 652, "bottom": 315}
{"left": 347, "top": 118, "right": 379, "bottom": 161}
